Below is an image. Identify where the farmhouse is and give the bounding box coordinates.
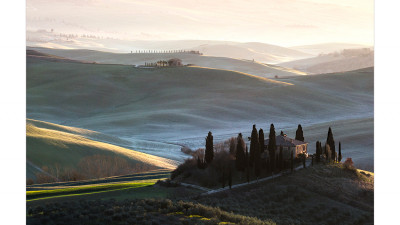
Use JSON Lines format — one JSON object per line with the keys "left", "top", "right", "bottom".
{"left": 264, "top": 133, "right": 308, "bottom": 159}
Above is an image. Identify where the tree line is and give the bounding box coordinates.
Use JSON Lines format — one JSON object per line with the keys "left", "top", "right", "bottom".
{"left": 132, "top": 50, "right": 201, "bottom": 54}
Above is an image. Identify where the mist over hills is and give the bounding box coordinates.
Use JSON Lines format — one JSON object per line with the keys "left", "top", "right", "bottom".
{"left": 27, "top": 51, "right": 373, "bottom": 170}
{"left": 290, "top": 43, "right": 372, "bottom": 55}
{"left": 27, "top": 46, "right": 305, "bottom": 78}
{"left": 279, "top": 48, "right": 374, "bottom": 74}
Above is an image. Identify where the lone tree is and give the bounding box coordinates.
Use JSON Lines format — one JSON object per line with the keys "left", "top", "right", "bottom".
{"left": 249, "top": 124, "right": 259, "bottom": 166}
{"left": 295, "top": 124, "right": 305, "bottom": 142}
{"left": 205, "top": 131, "right": 214, "bottom": 164}
{"left": 268, "top": 124, "right": 277, "bottom": 173}
{"left": 259, "top": 128, "right": 265, "bottom": 153}
{"left": 326, "top": 127, "right": 336, "bottom": 161}
{"left": 338, "top": 142, "right": 342, "bottom": 162}
{"left": 235, "top": 133, "right": 246, "bottom": 173}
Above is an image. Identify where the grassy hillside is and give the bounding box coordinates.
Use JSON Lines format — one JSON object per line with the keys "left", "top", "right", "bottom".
{"left": 279, "top": 49, "right": 374, "bottom": 74}
{"left": 27, "top": 56, "right": 373, "bottom": 169}
{"left": 195, "top": 163, "right": 374, "bottom": 224}
{"left": 27, "top": 47, "right": 305, "bottom": 78}
{"left": 26, "top": 119, "right": 177, "bottom": 181}
{"left": 26, "top": 163, "right": 373, "bottom": 225}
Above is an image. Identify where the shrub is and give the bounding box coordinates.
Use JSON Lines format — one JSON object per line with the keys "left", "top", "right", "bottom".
{"left": 343, "top": 158, "right": 355, "bottom": 170}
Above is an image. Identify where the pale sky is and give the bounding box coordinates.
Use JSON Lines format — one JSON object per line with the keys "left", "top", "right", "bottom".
{"left": 26, "top": 0, "right": 374, "bottom": 46}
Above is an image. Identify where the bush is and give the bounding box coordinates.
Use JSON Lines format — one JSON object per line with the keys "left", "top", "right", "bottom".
{"left": 343, "top": 158, "right": 355, "bottom": 170}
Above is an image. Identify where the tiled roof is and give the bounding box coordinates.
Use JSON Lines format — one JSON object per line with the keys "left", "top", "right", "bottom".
{"left": 265, "top": 135, "right": 307, "bottom": 147}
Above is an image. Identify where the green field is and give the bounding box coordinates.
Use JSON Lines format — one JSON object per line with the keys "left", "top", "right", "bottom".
{"left": 27, "top": 182, "right": 156, "bottom": 201}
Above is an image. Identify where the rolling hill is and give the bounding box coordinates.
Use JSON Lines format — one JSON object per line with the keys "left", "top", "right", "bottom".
{"left": 27, "top": 47, "right": 306, "bottom": 78}
{"left": 290, "top": 43, "right": 372, "bottom": 55}
{"left": 27, "top": 53, "right": 373, "bottom": 170}
{"left": 278, "top": 48, "right": 374, "bottom": 74}
{"left": 26, "top": 118, "right": 177, "bottom": 181}
{"left": 191, "top": 42, "right": 312, "bottom": 63}
{"left": 26, "top": 35, "right": 311, "bottom": 63}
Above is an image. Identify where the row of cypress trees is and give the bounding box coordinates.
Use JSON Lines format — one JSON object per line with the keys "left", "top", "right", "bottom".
{"left": 315, "top": 127, "right": 342, "bottom": 163}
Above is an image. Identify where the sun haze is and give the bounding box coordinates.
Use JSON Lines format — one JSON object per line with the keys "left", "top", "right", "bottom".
{"left": 26, "top": 0, "right": 373, "bottom": 46}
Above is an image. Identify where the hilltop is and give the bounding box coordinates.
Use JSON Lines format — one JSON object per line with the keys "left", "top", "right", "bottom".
{"left": 27, "top": 47, "right": 305, "bottom": 78}
{"left": 279, "top": 48, "right": 374, "bottom": 74}
{"left": 290, "top": 43, "right": 372, "bottom": 55}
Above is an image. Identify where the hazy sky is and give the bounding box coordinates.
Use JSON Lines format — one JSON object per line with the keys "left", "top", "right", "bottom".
{"left": 26, "top": 0, "right": 374, "bottom": 46}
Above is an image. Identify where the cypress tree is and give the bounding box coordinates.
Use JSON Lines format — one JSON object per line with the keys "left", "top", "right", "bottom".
{"left": 326, "top": 127, "right": 335, "bottom": 160}
{"left": 205, "top": 131, "right": 214, "bottom": 164}
{"left": 249, "top": 124, "right": 259, "bottom": 166}
{"left": 235, "top": 133, "right": 245, "bottom": 172}
{"left": 259, "top": 128, "right": 265, "bottom": 153}
{"left": 338, "top": 142, "right": 342, "bottom": 162}
{"left": 254, "top": 137, "right": 261, "bottom": 179}
{"left": 268, "top": 124, "right": 277, "bottom": 173}
{"left": 295, "top": 124, "right": 304, "bottom": 142}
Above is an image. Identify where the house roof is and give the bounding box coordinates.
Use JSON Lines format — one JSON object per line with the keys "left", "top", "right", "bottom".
{"left": 265, "top": 135, "right": 307, "bottom": 147}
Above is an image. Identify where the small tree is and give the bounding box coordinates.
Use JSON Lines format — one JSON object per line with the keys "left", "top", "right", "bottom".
{"left": 249, "top": 124, "right": 259, "bottom": 166}
{"left": 343, "top": 158, "right": 355, "bottom": 170}
{"left": 295, "top": 124, "right": 304, "bottom": 141}
{"left": 205, "top": 131, "right": 214, "bottom": 164}
{"left": 338, "top": 142, "right": 342, "bottom": 162}
{"left": 268, "top": 124, "right": 277, "bottom": 173}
